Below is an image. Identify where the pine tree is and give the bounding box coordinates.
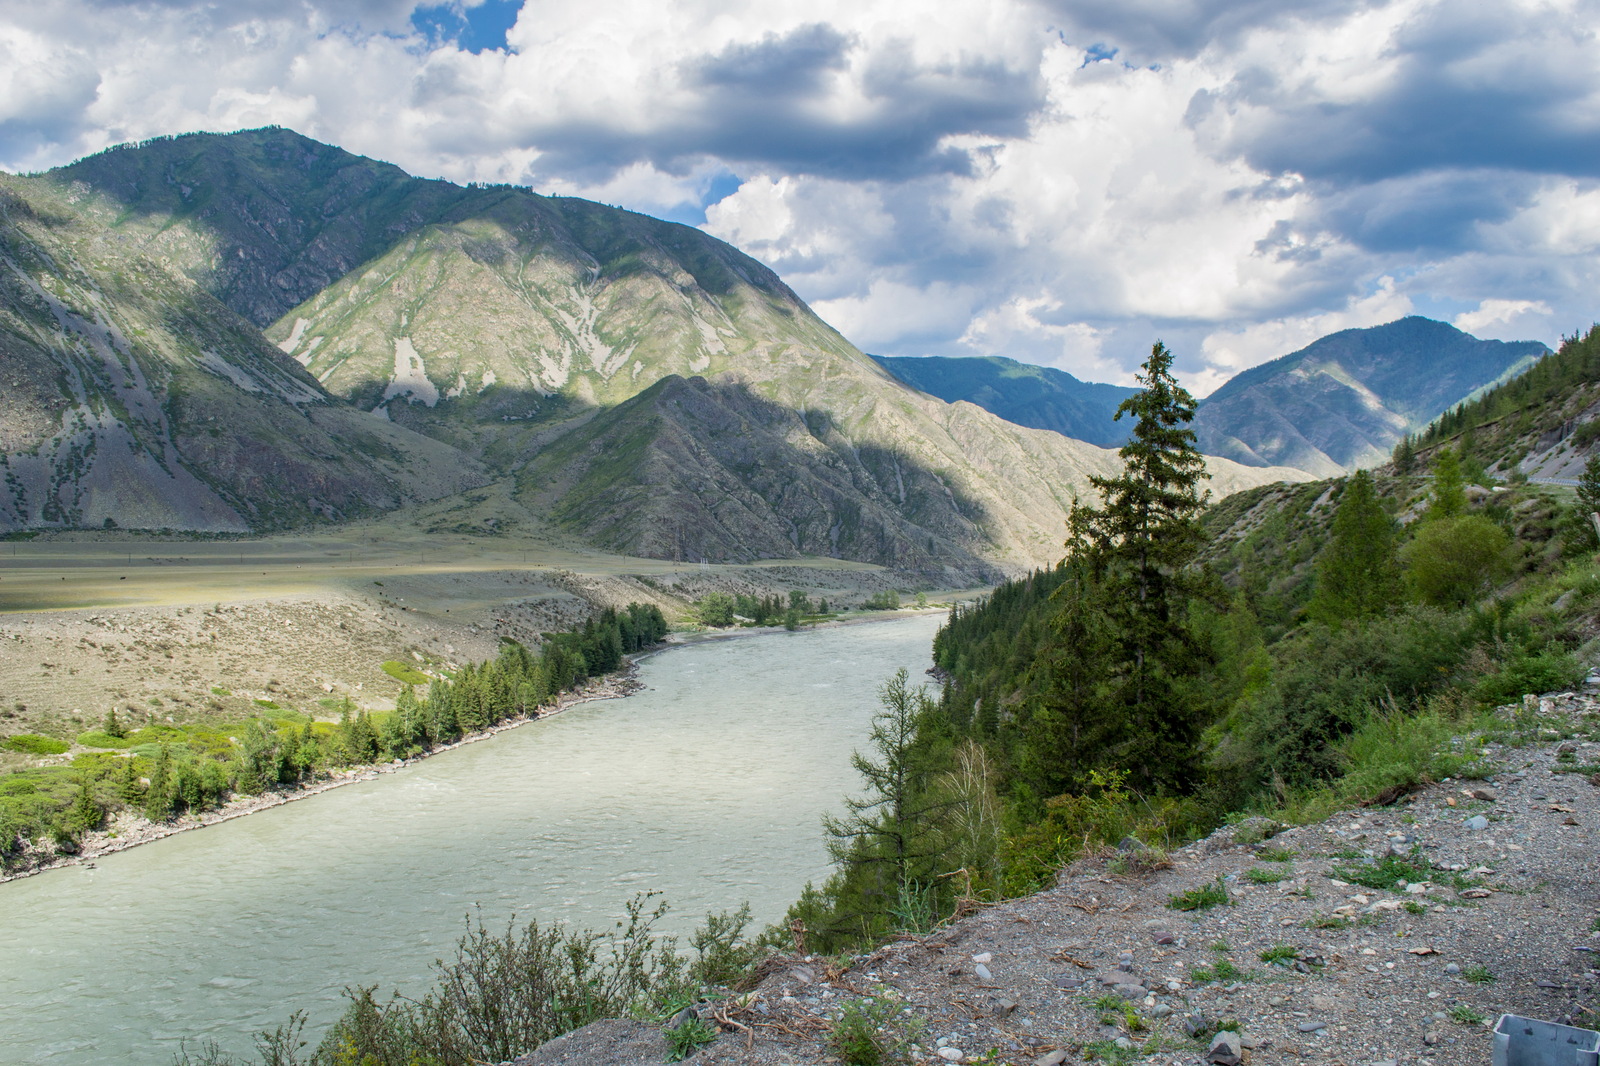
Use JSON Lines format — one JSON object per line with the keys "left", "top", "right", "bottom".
{"left": 1037, "top": 340, "right": 1213, "bottom": 791}
{"left": 820, "top": 670, "right": 955, "bottom": 936}
{"left": 1425, "top": 447, "right": 1467, "bottom": 521}
{"left": 1306, "top": 470, "right": 1399, "bottom": 624}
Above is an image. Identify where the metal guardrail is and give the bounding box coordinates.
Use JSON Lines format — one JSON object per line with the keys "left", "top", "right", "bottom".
{"left": 1493, "top": 1014, "right": 1600, "bottom": 1066}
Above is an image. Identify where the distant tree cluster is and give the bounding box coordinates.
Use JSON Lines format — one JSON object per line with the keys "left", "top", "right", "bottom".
{"left": 0, "top": 604, "right": 667, "bottom": 865}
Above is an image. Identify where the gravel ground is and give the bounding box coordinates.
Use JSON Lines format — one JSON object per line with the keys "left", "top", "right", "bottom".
{"left": 522, "top": 693, "right": 1600, "bottom": 1066}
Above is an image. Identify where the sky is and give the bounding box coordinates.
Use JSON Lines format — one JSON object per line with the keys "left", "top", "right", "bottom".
{"left": 2, "top": 0, "right": 1597, "bottom": 394}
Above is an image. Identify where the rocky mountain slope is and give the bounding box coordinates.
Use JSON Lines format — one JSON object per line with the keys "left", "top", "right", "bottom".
{"left": 871, "top": 355, "right": 1139, "bottom": 448}
{"left": 878, "top": 320, "right": 1546, "bottom": 478}
{"left": 0, "top": 177, "right": 485, "bottom": 532}
{"left": 525, "top": 694, "right": 1600, "bottom": 1066}
{"left": 0, "top": 129, "right": 1305, "bottom": 573}
{"left": 1192, "top": 317, "right": 1548, "bottom": 477}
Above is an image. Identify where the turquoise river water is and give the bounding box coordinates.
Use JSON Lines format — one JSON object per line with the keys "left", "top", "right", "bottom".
{"left": 0, "top": 612, "right": 943, "bottom": 1065}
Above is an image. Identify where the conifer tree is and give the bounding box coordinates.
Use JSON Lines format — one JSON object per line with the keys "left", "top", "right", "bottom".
{"left": 1425, "top": 447, "right": 1467, "bottom": 520}
{"left": 1032, "top": 341, "right": 1213, "bottom": 792}
{"left": 1306, "top": 470, "right": 1399, "bottom": 624}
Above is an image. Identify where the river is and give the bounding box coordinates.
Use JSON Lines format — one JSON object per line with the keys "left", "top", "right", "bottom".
{"left": 0, "top": 613, "right": 944, "bottom": 1065}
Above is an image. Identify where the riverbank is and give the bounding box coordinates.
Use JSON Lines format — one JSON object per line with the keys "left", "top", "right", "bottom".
{"left": 0, "top": 667, "right": 643, "bottom": 883}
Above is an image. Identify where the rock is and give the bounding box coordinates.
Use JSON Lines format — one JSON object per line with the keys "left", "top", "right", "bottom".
{"left": 971, "top": 952, "right": 992, "bottom": 964}
{"left": 1459, "top": 888, "right": 1493, "bottom": 899}
{"left": 938, "top": 1048, "right": 964, "bottom": 1062}
{"left": 1114, "top": 983, "right": 1146, "bottom": 1000}
{"left": 1445, "top": 962, "right": 1461, "bottom": 974}
{"left": 1099, "top": 970, "right": 1140, "bottom": 987}
{"left": 1152, "top": 931, "right": 1177, "bottom": 945}
{"left": 1465, "top": 815, "right": 1489, "bottom": 830}
{"left": 668, "top": 1006, "right": 698, "bottom": 1028}
{"left": 1207, "top": 1029, "right": 1243, "bottom": 1066}
{"left": 1184, "top": 1014, "right": 1212, "bottom": 1038}
{"left": 974, "top": 963, "right": 993, "bottom": 981}
{"left": 1151, "top": 1003, "right": 1173, "bottom": 1019}
{"left": 1424, "top": 1031, "right": 1440, "bottom": 1046}
{"left": 993, "top": 998, "right": 1018, "bottom": 1017}
{"left": 1469, "top": 787, "right": 1498, "bottom": 801}
{"left": 1298, "top": 1020, "right": 1328, "bottom": 1033}
{"left": 1034, "top": 1053, "right": 1069, "bottom": 1066}
{"left": 1114, "top": 1036, "right": 1134, "bottom": 1050}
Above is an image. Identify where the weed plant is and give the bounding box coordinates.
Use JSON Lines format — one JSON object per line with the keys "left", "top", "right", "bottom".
{"left": 1167, "top": 880, "right": 1229, "bottom": 911}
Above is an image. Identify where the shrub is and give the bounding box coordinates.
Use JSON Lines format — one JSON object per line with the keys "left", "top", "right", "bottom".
{"left": 1245, "top": 867, "right": 1289, "bottom": 884}
{"left": 828, "top": 994, "right": 915, "bottom": 1066}
{"left": 1402, "top": 515, "right": 1513, "bottom": 607}
{"left": 76, "top": 730, "right": 134, "bottom": 749}
{"left": 692, "top": 593, "right": 737, "bottom": 628}
{"left": 2, "top": 734, "right": 69, "bottom": 756}
{"left": 1472, "top": 648, "right": 1584, "bottom": 705}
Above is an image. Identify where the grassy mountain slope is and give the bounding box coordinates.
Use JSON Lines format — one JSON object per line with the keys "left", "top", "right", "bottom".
{"left": 1193, "top": 316, "right": 1547, "bottom": 476}
{"left": 870, "top": 354, "right": 1138, "bottom": 447}
{"left": 14, "top": 129, "right": 1305, "bottom": 567}
{"left": 0, "top": 176, "right": 486, "bottom": 532}
{"left": 1410, "top": 323, "right": 1600, "bottom": 481}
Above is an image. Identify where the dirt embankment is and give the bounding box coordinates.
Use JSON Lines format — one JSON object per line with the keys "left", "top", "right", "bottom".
{"left": 521, "top": 696, "right": 1600, "bottom": 1066}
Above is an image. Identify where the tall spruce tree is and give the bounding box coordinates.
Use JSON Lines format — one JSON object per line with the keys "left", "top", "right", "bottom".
{"left": 1306, "top": 469, "right": 1399, "bottom": 624}
{"left": 1425, "top": 447, "right": 1467, "bottom": 521}
{"left": 1029, "top": 341, "right": 1212, "bottom": 793}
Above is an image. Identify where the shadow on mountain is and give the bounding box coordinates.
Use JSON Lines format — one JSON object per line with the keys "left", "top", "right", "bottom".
{"left": 359, "top": 374, "right": 1007, "bottom": 584}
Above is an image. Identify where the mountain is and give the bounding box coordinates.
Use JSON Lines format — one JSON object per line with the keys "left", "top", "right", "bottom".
{"left": 0, "top": 177, "right": 485, "bottom": 533}
{"left": 1191, "top": 317, "right": 1548, "bottom": 477}
{"left": 3, "top": 129, "right": 1306, "bottom": 572}
{"left": 870, "top": 355, "right": 1139, "bottom": 447}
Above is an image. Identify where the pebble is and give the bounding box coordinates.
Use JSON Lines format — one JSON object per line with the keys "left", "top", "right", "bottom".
{"left": 971, "top": 953, "right": 992, "bottom": 964}
{"left": 938, "top": 1048, "right": 964, "bottom": 1062}
{"left": 1465, "top": 815, "right": 1489, "bottom": 830}
{"left": 974, "top": 963, "right": 992, "bottom": 981}
{"left": 1298, "top": 1020, "right": 1328, "bottom": 1032}
{"left": 1445, "top": 963, "right": 1461, "bottom": 975}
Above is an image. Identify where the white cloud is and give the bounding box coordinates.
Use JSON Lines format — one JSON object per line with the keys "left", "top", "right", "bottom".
{"left": 1196, "top": 277, "right": 1415, "bottom": 388}
{"left": 1453, "top": 298, "right": 1554, "bottom": 337}
{"left": 1, "top": 0, "right": 1596, "bottom": 389}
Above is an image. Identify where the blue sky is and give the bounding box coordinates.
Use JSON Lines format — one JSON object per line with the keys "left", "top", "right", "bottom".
{"left": 2, "top": 0, "right": 1597, "bottom": 393}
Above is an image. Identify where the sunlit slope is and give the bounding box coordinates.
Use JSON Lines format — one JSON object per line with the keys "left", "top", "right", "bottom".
{"left": 1193, "top": 317, "right": 1548, "bottom": 475}
{"left": 0, "top": 177, "right": 486, "bottom": 532}
{"left": 28, "top": 129, "right": 1308, "bottom": 569}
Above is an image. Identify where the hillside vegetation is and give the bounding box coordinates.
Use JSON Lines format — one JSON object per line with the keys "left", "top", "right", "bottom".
{"left": 782, "top": 330, "right": 1600, "bottom": 950}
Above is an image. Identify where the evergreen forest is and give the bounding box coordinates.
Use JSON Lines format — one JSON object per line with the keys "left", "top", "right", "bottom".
{"left": 782, "top": 329, "right": 1600, "bottom": 952}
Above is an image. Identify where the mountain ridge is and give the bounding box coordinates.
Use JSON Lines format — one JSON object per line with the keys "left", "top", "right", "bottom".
{"left": 1, "top": 128, "right": 1307, "bottom": 572}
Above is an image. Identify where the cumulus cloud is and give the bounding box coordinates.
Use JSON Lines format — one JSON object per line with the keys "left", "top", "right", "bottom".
{"left": 1, "top": 0, "right": 1596, "bottom": 392}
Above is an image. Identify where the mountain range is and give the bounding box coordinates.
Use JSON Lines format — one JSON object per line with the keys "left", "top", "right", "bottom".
{"left": 0, "top": 128, "right": 1302, "bottom": 580}
{"left": 874, "top": 319, "right": 1548, "bottom": 478}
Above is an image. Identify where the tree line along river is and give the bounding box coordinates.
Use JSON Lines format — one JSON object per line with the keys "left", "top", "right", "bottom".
{"left": 0, "top": 612, "right": 944, "bottom": 1066}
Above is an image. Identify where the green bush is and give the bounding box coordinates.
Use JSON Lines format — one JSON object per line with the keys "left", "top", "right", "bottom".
{"left": 76, "top": 730, "right": 135, "bottom": 749}
{"left": 692, "top": 592, "right": 737, "bottom": 627}
{"left": 1402, "top": 515, "right": 1513, "bottom": 607}
{"left": 2, "top": 734, "right": 69, "bottom": 756}
{"left": 1472, "top": 648, "right": 1584, "bottom": 705}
